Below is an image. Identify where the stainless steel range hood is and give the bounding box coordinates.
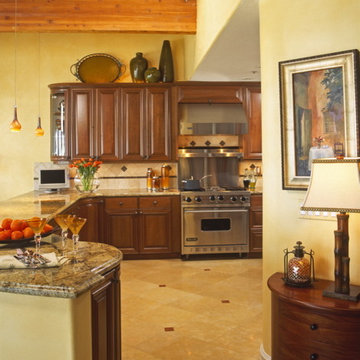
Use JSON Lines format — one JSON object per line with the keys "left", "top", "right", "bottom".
{"left": 178, "top": 147, "right": 243, "bottom": 158}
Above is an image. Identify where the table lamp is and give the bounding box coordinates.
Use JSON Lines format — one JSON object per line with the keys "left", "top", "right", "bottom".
{"left": 301, "top": 158, "right": 360, "bottom": 301}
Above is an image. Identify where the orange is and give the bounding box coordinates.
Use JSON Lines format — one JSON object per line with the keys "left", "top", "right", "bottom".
{"left": 23, "top": 227, "right": 35, "bottom": 239}
{"left": 0, "top": 229, "right": 12, "bottom": 240}
{"left": 20, "top": 220, "right": 28, "bottom": 230}
{"left": 11, "top": 230, "right": 24, "bottom": 240}
{"left": 1, "top": 218, "right": 12, "bottom": 230}
{"left": 10, "top": 219, "right": 23, "bottom": 232}
{"left": 41, "top": 223, "right": 53, "bottom": 234}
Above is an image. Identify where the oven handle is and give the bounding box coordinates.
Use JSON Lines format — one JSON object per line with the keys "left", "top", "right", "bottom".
{"left": 184, "top": 209, "right": 248, "bottom": 213}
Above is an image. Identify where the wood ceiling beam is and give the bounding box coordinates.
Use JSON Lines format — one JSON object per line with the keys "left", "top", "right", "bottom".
{"left": 0, "top": 0, "right": 196, "bottom": 33}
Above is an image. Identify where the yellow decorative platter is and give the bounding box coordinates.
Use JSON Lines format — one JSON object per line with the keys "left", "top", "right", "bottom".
{"left": 71, "top": 53, "right": 124, "bottom": 83}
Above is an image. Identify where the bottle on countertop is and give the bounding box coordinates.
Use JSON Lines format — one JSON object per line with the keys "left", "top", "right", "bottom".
{"left": 161, "top": 164, "right": 170, "bottom": 190}
{"left": 146, "top": 168, "right": 154, "bottom": 191}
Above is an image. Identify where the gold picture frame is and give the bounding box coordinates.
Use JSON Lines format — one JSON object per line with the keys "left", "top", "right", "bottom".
{"left": 279, "top": 49, "right": 359, "bottom": 190}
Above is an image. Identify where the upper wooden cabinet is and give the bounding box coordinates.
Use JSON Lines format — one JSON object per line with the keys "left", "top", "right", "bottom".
{"left": 49, "top": 83, "right": 174, "bottom": 162}
{"left": 243, "top": 86, "right": 262, "bottom": 160}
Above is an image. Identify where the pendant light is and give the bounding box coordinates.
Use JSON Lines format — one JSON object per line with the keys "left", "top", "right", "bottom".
{"left": 35, "top": 33, "right": 44, "bottom": 136}
{"left": 9, "top": 0, "right": 21, "bottom": 132}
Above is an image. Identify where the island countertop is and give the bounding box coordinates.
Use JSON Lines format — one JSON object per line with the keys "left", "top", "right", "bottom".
{"left": 0, "top": 188, "right": 181, "bottom": 219}
{"left": 0, "top": 238, "right": 122, "bottom": 298}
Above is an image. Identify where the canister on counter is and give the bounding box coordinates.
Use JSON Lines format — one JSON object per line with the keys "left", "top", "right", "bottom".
{"left": 152, "top": 176, "right": 161, "bottom": 192}
{"left": 161, "top": 164, "right": 170, "bottom": 190}
{"left": 146, "top": 168, "right": 154, "bottom": 191}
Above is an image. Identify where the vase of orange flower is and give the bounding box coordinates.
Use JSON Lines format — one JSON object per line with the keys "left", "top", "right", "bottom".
{"left": 70, "top": 158, "right": 102, "bottom": 193}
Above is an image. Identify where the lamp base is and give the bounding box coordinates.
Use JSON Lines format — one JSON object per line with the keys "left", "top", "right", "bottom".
{"left": 323, "top": 283, "right": 360, "bottom": 302}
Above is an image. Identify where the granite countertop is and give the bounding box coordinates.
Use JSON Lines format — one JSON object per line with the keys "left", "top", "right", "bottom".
{"left": 0, "top": 236, "right": 122, "bottom": 298}
{"left": 0, "top": 188, "right": 181, "bottom": 219}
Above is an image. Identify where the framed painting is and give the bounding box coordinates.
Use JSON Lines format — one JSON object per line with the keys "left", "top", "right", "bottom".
{"left": 279, "top": 49, "right": 359, "bottom": 190}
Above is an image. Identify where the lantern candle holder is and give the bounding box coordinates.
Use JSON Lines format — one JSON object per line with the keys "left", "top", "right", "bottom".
{"left": 283, "top": 241, "right": 315, "bottom": 287}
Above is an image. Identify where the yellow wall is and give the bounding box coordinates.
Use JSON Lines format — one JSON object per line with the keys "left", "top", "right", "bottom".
{"left": 184, "top": 0, "right": 241, "bottom": 78}
{"left": 260, "top": 0, "right": 360, "bottom": 355}
{"left": 0, "top": 33, "right": 186, "bottom": 201}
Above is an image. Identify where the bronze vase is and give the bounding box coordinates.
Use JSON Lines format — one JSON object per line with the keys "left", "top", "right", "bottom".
{"left": 130, "top": 52, "right": 148, "bottom": 83}
{"left": 159, "top": 40, "right": 174, "bottom": 82}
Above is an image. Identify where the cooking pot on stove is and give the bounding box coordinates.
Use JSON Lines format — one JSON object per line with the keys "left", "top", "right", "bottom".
{"left": 181, "top": 175, "right": 212, "bottom": 190}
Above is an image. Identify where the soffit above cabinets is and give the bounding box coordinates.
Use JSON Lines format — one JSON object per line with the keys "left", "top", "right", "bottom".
{"left": 0, "top": 0, "right": 196, "bottom": 33}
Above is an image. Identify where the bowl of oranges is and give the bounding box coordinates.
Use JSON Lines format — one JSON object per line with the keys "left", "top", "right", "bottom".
{"left": 0, "top": 217, "right": 55, "bottom": 244}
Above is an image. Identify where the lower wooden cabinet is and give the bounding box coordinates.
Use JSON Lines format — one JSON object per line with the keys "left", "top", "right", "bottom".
{"left": 268, "top": 272, "right": 360, "bottom": 360}
{"left": 104, "top": 196, "right": 181, "bottom": 259}
{"left": 91, "top": 265, "right": 121, "bottom": 360}
{"left": 61, "top": 197, "right": 104, "bottom": 243}
{"left": 249, "top": 193, "right": 262, "bottom": 257}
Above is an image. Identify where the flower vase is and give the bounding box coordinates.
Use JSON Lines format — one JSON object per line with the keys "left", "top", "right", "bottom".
{"left": 74, "top": 171, "right": 100, "bottom": 193}
{"left": 130, "top": 52, "right": 148, "bottom": 83}
{"left": 159, "top": 40, "right": 174, "bottom": 82}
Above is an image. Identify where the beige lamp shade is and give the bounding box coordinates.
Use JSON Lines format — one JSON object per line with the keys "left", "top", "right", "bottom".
{"left": 301, "top": 158, "right": 360, "bottom": 213}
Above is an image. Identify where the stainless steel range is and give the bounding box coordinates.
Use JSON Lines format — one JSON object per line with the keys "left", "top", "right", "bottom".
{"left": 181, "top": 188, "right": 250, "bottom": 258}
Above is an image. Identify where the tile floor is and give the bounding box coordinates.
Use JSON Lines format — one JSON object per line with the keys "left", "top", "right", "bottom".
{"left": 121, "top": 257, "right": 263, "bottom": 359}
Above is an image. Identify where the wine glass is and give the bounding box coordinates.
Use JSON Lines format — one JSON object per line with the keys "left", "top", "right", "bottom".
{"left": 27, "top": 217, "right": 47, "bottom": 256}
{"left": 67, "top": 216, "right": 87, "bottom": 255}
{"left": 54, "top": 214, "right": 70, "bottom": 252}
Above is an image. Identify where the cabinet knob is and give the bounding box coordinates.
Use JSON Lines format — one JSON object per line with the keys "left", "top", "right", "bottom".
{"left": 153, "top": 200, "right": 158, "bottom": 205}
{"left": 310, "top": 354, "right": 319, "bottom": 360}
{"left": 310, "top": 323, "right": 318, "bottom": 330}
{"left": 119, "top": 202, "right": 123, "bottom": 206}
{"left": 137, "top": 210, "right": 143, "bottom": 215}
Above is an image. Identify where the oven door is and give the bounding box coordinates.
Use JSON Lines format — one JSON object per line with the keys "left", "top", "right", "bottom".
{"left": 183, "top": 207, "right": 249, "bottom": 247}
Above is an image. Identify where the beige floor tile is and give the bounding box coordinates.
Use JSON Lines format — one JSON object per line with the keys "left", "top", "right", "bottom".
{"left": 121, "top": 258, "right": 263, "bottom": 360}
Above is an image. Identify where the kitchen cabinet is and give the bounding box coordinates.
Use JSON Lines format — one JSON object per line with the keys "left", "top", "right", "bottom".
{"left": 243, "top": 86, "right": 262, "bottom": 159}
{"left": 49, "top": 83, "right": 174, "bottom": 162}
{"left": 268, "top": 272, "right": 360, "bottom": 360}
{"left": 249, "top": 193, "right": 262, "bottom": 257}
{"left": 50, "top": 87, "right": 70, "bottom": 160}
{"left": 121, "top": 86, "right": 172, "bottom": 161}
{"left": 91, "top": 265, "right": 121, "bottom": 360}
{"left": 61, "top": 197, "right": 104, "bottom": 243}
{"left": 103, "top": 195, "right": 181, "bottom": 259}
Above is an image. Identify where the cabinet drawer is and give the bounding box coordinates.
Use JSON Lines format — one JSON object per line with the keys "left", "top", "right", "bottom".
{"left": 139, "top": 196, "right": 171, "bottom": 209}
{"left": 250, "top": 194, "right": 262, "bottom": 207}
{"left": 105, "top": 197, "right": 138, "bottom": 212}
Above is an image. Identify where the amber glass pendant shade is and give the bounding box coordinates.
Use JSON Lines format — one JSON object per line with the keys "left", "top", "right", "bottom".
{"left": 10, "top": 105, "right": 21, "bottom": 132}
{"left": 35, "top": 116, "right": 44, "bottom": 136}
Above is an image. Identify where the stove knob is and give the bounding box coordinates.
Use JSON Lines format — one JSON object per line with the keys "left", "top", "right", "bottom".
{"left": 240, "top": 196, "right": 247, "bottom": 202}
{"left": 194, "top": 196, "right": 202, "bottom": 202}
{"left": 217, "top": 195, "right": 224, "bottom": 201}
{"left": 185, "top": 197, "right": 192, "bottom": 203}
{"left": 230, "top": 196, "right": 238, "bottom": 202}
{"left": 209, "top": 195, "right": 216, "bottom": 201}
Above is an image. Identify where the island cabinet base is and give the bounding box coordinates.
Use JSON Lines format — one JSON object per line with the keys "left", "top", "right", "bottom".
{"left": 268, "top": 272, "right": 360, "bottom": 360}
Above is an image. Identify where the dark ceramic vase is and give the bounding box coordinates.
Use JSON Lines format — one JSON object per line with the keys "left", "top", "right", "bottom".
{"left": 159, "top": 40, "right": 174, "bottom": 82}
{"left": 130, "top": 52, "right": 148, "bottom": 83}
{"left": 144, "top": 67, "right": 161, "bottom": 83}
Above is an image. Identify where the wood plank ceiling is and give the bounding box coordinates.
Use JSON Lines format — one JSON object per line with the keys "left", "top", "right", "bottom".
{"left": 0, "top": 0, "right": 196, "bottom": 33}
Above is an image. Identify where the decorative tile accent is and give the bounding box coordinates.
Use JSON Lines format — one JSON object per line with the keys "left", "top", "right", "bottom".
{"left": 221, "top": 299, "right": 230, "bottom": 303}
{"left": 121, "top": 165, "right": 128, "bottom": 172}
{"left": 159, "top": 284, "right": 166, "bottom": 287}
{"left": 204, "top": 268, "right": 211, "bottom": 271}
{"left": 164, "top": 327, "right": 175, "bottom": 332}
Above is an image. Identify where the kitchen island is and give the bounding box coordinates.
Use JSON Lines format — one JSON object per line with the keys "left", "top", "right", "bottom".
{"left": 0, "top": 237, "right": 122, "bottom": 360}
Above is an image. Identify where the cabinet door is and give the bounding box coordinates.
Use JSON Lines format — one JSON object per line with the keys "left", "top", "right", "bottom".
{"left": 104, "top": 197, "right": 139, "bottom": 253}
{"left": 243, "top": 87, "right": 262, "bottom": 159}
{"left": 62, "top": 197, "right": 103, "bottom": 243}
{"left": 120, "top": 88, "right": 146, "bottom": 161}
{"left": 91, "top": 266, "right": 121, "bottom": 360}
{"left": 50, "top": 89, "right": 70, "bottom": 161}
{"left": 249, "top": 194, "right": 262, "bottom": 255}
{"left": 139, "top": 197, "right": 172, "bottom": 253}
{"left": 146, "top": 87, "right": 172, "bottom": 161}
{"left": 71, "top": 88, "right": 94, "bottom": 159}
{"left": 96, "top": 88, "right": 121, "bottom": 161}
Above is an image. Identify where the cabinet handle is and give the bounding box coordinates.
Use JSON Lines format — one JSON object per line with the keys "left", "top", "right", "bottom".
{"left": 310, "top": 354, "right": 318, "bottom": 360}
{"left": 153, "top": 200, "right": 158, "bottom": 205}
{"left": 138, "top": 210, "right": 143, "bottom": 214}
{"left": 310, "top": 323, "right": 318, "bottom": 330}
